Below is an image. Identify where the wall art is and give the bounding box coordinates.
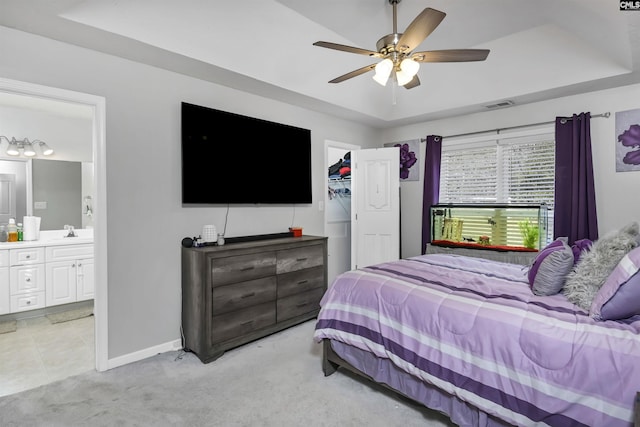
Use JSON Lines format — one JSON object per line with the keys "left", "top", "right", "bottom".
{"left": 384, "top": 139, "right": 420, "bottom": 181}
{"left": 615, "top": 108, "right": 640, "bottom": 172}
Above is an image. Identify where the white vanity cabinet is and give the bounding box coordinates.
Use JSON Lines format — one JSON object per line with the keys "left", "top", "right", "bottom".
{"left": 45, "top": 244, "right": 94, "bottom": 306}
{"left": 0, "top": 250, "right": 9, "bottom": 315}
{"left": 9, "top": 247, "right": 46, "bottom": 312}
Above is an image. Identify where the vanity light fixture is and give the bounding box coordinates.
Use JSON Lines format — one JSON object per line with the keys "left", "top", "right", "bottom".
{"left": 0, "top": 136, "right": 54, "bottom": 157}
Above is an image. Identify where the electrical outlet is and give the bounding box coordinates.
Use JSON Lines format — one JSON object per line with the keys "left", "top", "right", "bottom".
{"left": 34, "top": 201, "right": 47, "bottom": 210}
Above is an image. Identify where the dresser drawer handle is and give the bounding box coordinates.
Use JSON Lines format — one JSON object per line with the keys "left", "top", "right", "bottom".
{"left": 296, "top": 302, "right": 310, "bottom": 308}
{"left": 240, "top": 292, "right": 255, "bottom": 299}
{"left": 241, "top": 320, "right": 253, "bottom": 327}
{"left": 297, "top": 280, "right": 308, "bottom": 285}
{"left": 296, "top": 257, "right": 308, "bottom": 262}
{"left": 240, "top": 266, "right": 255, "bottom": 272}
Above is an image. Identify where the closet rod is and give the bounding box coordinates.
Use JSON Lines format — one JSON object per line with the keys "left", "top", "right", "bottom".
{"left": 420, "top": 112, "right": 611, "bottom": 142}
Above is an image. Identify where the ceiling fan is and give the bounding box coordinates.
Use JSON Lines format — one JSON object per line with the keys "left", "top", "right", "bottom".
{"left": 313, "top": 0, "right": 490, "bottom": 89}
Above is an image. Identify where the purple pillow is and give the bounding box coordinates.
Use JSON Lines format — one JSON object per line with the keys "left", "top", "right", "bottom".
{"left": 571, "top": 239, "right": 593, "bottom": 264}
{"left": 590, "top": 246, "right": 640, "bottom": 321}
{"left": 528, "top": 238, "right": 575, "bottom": 296}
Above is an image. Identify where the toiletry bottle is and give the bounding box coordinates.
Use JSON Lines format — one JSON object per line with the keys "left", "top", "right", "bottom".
{"left": 7, "top": 218, "right": 17, "bottom": 242}
{"left": 17, "top": 223, "right": 23, "bottom": 241}
{"left": 0, "top": 224, "right": 7, "bottom": 242}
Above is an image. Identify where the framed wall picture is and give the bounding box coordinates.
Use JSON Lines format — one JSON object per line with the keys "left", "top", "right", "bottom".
{"left": 615, "top": 108, "right": 640, "bottom": 172}
{"left": 384, "top": 139, "right": 420, "bottom": 181}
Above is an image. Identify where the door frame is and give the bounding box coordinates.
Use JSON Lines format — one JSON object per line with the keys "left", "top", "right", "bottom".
{"left": 324, "top": 140, "right": 360, "bottom": 285}
{"left": 0, "top": 77, "right": 109, "bottom": 372}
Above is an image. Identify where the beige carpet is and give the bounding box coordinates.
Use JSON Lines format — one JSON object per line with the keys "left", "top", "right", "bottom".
{"left": 46, "top": 307, "right": 94, "bottom": 324}
{"left": 0, "top": 320, "right": 17, "bottom": 334}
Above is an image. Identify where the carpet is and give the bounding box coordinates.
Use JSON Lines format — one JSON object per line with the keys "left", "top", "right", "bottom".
{"left": 0, "top": 320, "right": 17, "bottom": 334}
{"left": 0, "top": 320, "right": 455, "bottom": 427}
{"left": 46, "top": 307, "right": 94, "bottom": 324}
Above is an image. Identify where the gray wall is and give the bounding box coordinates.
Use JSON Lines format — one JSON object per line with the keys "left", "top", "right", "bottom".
{"left": 0, "top": 25, "right": 381, "bottom": 360}
{"left": 32, "top": 159, "right": 82, "bottom": 230}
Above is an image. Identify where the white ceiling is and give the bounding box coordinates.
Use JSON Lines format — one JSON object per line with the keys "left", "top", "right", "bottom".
{"left": 2, "top": 0, "right": 640, "bottom": 129}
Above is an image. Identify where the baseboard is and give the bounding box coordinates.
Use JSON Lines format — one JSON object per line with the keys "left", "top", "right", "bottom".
{"left": 106, "top": 338, "right": 183, "bottom": 370}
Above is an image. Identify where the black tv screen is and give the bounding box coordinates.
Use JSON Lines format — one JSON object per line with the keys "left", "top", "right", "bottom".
{"left": 181, "top": 102, "right": 312, "bottom": 204}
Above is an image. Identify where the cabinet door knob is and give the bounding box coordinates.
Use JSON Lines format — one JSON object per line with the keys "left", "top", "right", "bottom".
{"left": 26, "top": 278, "right": 31, "bottom": 282}
{"left": 26, "top": 300, "right": 31, "bottom": 305}
{"left": 26, "top": 255, "right": 31, "bottom": 259}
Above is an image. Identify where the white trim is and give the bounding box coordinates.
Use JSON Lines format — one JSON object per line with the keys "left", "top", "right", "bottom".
{"left": 0, "top": 77, "right": 109, "bottom": 372}
{"left": 106, "top": 339, "right": 183, "bottom": 370}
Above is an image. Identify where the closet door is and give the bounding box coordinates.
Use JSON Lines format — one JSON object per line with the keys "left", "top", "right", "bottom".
{"left": 350, "top": 147, "right": 400, "bottom": 270}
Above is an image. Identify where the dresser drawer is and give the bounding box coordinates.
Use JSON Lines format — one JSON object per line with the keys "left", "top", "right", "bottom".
{"left": 11, "top": 291, "right": 46, "bottom": 312}
{"left": 10, "top": 247, "right": 45, "bottom": 266}
{"left": 210, "top": 252, "right": 277, "bottom": 287}
{"left": 10, "top": 264, "right": 45, "bottom": 294}
{"left": 212, "top": 276, "right": 276, "bottom": 315}
{"left": 277, "top": 287, "right": 325, "bottom": 322}
{"left": 277, "top": 244, "right": 323, "bottom": 274}
{"left": 211, "top": 302, "right": 276, "bottom": 343}
{"left": 277, "top": 266, "right": 325, "bottom": 298}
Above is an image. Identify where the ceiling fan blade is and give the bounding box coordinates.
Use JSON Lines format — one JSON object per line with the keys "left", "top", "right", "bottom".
{"left": 313, "top": 41, "right": 382, "bottom": 58}
{"left": 396, "top": 8, "right": 446, "bottom": 54}
{"left": 411, "top": 49, "right": 490, "bottom": 63}
{"left": 328, "top": 64, "right": 377, "bottom": 84}
{"left": 403, "top": 75, "right": 421, "bottom": 90}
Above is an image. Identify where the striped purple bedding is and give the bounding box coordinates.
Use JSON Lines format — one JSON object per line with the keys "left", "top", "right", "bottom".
{"left": 314, "top": 253, "right": 640, "bottom": 427}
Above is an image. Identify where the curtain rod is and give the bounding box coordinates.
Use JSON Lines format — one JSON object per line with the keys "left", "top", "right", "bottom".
{"left": 420, "top": 112, "right": 611, "bottom": 142}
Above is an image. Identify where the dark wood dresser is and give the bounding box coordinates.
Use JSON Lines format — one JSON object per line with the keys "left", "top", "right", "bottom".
{"left": 181, "top": 235, "right": 328, "bottom": 363}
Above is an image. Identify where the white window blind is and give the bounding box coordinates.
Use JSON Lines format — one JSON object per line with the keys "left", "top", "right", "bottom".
{"left": 439, "top": 129, "right": 555, "bottom": 244}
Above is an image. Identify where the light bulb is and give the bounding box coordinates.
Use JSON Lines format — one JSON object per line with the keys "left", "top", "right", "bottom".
{"left": 6, "top": 138, "right": 20, "bottom": 156}
{"left": 400, "top": 58, "right": 419, "bottom": 77}
{"left": 372, "top": 59, "right": 393, "bottom": 86}
{"left": 396, "top": 70, "right": 413, "bottom": 86}
{"left": 23, "top": 143, "right": 37, "bottom": 157}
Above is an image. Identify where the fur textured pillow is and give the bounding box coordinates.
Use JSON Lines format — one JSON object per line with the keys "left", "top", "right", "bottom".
{"left": 563, "top": 222, "right": 640, "bottom": 311}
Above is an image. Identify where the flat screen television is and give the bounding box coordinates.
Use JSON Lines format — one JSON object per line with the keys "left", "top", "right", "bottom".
{"left": 181, "top": 102, "right": 312, "bottom": 204}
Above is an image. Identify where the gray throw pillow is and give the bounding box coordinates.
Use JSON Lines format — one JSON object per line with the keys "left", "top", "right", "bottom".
{"left": 563, "top": 222, "right": 640, "bottom": 311}
{"left": 529, "top": 238, "right": 575, "bottom": 296}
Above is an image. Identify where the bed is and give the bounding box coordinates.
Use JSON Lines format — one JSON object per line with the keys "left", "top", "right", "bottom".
{"left": 313, "top": 249, "right": 640, "bottom": 427}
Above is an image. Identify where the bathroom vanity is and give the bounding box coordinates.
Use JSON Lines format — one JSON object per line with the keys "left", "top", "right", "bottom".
{"left": 0, "top": 229, "right": 94, "bottom": 315}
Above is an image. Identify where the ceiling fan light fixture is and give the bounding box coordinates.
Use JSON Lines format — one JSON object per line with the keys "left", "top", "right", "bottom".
{"left": 373, "top": 58, "right": 393, "bottom": 86}
{"left": 400, "top": 58, "right": 419, "bottom": 76}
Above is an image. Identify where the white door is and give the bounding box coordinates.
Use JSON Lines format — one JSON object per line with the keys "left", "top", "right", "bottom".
{"left": 351, "top": 147, "right": 400, "bottom": 269}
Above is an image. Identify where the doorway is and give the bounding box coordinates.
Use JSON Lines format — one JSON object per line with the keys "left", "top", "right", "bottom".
{"left": 0, "top": 78, "right": 108, "bottom": 383}
{"left": 325, "top": 140, "right": 359, "bottom": 286}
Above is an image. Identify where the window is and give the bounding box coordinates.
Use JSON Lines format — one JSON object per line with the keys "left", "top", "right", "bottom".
{"left": 438, "top": 127, "right": 555, "bottom": 246}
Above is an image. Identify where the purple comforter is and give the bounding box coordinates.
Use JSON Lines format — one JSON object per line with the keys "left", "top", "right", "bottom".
{"left": 314, "top": 254, "right": 640, "bottom": 427}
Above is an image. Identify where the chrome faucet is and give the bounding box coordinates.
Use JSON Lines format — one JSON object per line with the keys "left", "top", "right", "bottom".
{"left": 64, "top": 225, "right": 77, "bottom": 237}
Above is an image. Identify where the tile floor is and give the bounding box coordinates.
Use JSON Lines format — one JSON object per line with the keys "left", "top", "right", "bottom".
{"left": 0, "top": 314, "right": 95, "bottom": 397}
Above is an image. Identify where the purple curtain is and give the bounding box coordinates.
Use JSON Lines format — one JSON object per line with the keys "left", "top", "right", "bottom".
{"left": 421, "top": 135, "right": 442, "bottom": 254}
{"left": 554, "top": 112, "right": 598, "bottom": 244}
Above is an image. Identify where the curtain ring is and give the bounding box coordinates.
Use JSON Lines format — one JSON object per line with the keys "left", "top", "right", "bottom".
{"left": 560, "top": 118, "right": 568, "bottom": 124}
{"left": 434, "top": 136, "right": 441, "bottom": 142}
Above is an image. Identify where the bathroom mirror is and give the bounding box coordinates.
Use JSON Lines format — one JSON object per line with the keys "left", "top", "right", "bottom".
{"left": 0, "top": 159, "right": 93, "bottom": 230}
{"left": 0, "top": 91, "right": 93, "bottom": 231}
